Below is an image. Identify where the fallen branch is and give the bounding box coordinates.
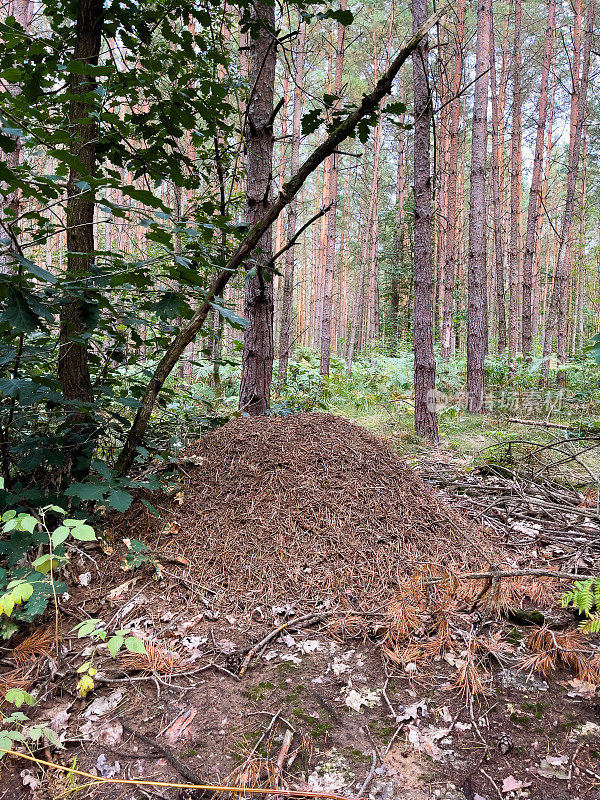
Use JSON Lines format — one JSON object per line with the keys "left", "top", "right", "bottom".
{"left": 118, "top": 718, "right": 203, "bottom": 785}
{"left": 239, "top": 612, "right": 323, "bottom": 676}
{"left": 507, "top": 418, "right": 574, "bottom": 430}
{"left": 114, "top": 5, "right": 447, "bottom": 476}
{"left": 458, "top": 568, "right": 596, "bottom": 582}
{"left": 0, "top": 749, "right": 360, "bottom": 800}
{"left": 358, "top": 751, "right": 377, "bottom": 798}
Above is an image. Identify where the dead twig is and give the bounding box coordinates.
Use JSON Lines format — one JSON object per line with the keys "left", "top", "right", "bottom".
{"left": 239, "top": 613, "right": 325, "bottom": 676}
{"left": 507, "top": 418, "right": 574, "bottom": 430}
{"left": 357, "top": 751, "right": 377, "bottom": 798}
{"left": 118, "top": 718, "right": 204, "bottom": 786}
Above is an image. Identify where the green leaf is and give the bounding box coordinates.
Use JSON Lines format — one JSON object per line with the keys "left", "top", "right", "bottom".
{"left": 0, "top": 594, "right": 14, "bottom": 616}
{"left": 41, "top": 726, "right": 63, "bottom": 749}
{"left": 70, "top": 524, "right": 96, "bottom": 542}
{"left": 51, "top": 526, "right": 70, "bottom": 547}
{"left": 124, "top": 636, "right": 146, "bottom": 654}
{"left": 74, "top": 619, "right": 101, "bottom": 638}
{"left": 10, "top": 582, "right": 33, "bottom": 603}
{"left": 65, "top": 483, "right": 106, "bottom": 502}
{"left": 4, "top": 688, "right": 36, "bottom": 707}
{"left": 1, "top": 289, "right": 40, "bottom": 333}
{"left": 11, "top": 254, "right": 57, "bottom": 284}
{"left": 0, "top": 734, "right": 14, "bottom": 756}
{"left": 154, "top": 291, "right": 190, "bottom": 320}
{"left": 107, "top": 489, "right": 132, "bottom": 512}
{"left": 209, "top": 302, "right": 248, "bottom": 330}
{"left": 107, "top": 635, "right": 124, "bottom": 657}
{"left": 121, "top": 186, "right": 169, "bottom": 211}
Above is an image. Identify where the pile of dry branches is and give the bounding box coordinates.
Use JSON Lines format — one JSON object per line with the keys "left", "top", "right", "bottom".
{"left": 419, "top": 440, "right": 600, "bottom": 566}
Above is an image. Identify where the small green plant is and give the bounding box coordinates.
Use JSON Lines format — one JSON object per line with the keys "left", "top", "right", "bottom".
{"left": 121, "top": 537, "right": 160, "bottom": 572}
{"left": 0, "top": 688, "right": 63, "bottom": 759}
{"left": 561, "top": 577, "right": 600, "bottom": 632}
{"left": 0, "top": 503, "right": 97, "bottom": 638}
{"left": 71, "top": 618, "right": 146, "bottom": 696}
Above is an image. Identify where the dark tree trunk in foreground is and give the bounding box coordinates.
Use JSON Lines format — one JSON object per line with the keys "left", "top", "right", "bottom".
{"left": 411, "top": 0, "right": 438, "bottom": 442}
{"left": 466, "top": 0, "right": 491, "bottom": 412}
{"left": 278, "top": 20, "right": 305, "bottom": 385}
{"left": 58, "top": 0, "right": 104, "bottom": 407}
{"left": 238, "top": 0, "right": 277, "bottom": 415}
{"left": 522, "top": 0, "right": 555, "bottom": 359}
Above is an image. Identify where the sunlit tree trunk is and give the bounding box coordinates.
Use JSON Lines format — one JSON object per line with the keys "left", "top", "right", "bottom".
{"left": 278, "top": 20, "right": 305, "bottom": 385}
{"left": 320, "top": 1, "right": 347, "bottom": 376}
{"left": 508, "top": 0, "right": 521, "bottom": 361}
{"left": 440, "top": 0, "right": 465, "bottom": 361}
{"left": 533, "top": 67, "right": 556, "bottom": 343}
{"left": 466, "top": 0, "right": 491, "bottom": 412}
{"left": 489, "top": 12, "right": 506, "bottom": 353}
{"left": 542, "top": 0, "right": 591, "bottom": 386}
{"left": 522, "top": 0, "right": 555, "bottom": 359}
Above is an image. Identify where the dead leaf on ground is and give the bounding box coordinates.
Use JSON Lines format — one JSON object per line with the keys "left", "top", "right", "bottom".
{"left": 163, "top": 707, "right": 197, "bottom": 743}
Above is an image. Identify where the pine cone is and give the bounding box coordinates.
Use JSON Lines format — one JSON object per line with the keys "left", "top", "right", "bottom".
{"left": 497, "top": 732, "right": 513, "bottom": 754}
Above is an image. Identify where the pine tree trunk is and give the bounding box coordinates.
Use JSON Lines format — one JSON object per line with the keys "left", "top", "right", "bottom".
{"left": 278, "top": 20, "right": 305, "bottom": 385}
{"left": 320, "top": 2, "right": 347, "bottom": 376}
{"left": 345, "top": 191, "right": 373, "bottom": 374}
{"left": 440, "top": 0, "right": 465, "bottom": 361}
{"left": 533, "top": 67, "right": 556, "bottom": 343}
{"left": 489, "top": 12, "right": 507, "bottom": 353}
{"left": 542, "top": 0, "right": 592, "bottom": 386}
{"left": 522, "top": 0, "right": 555, "bottom": 358}
{"left": 411, "top": 0, "right": 438, "bottom": 441}
{"left": 508, "top": 0, "right": 521, "bottom": 361}
{"left": 466, "top": 0, "right": 491, "bottom": 412}
{"left": 239, "top": 0, "right": 277, "bottom": 414}
{"left": 58, "top": 0, "right": 104, "bottom": 407}
{"left": 0, "top": 0, "right": 33, "bottom": 274}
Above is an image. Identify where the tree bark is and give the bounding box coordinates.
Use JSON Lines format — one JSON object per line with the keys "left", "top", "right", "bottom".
{"left": 466, "top": 0, "right": 491, "bottom": 412}
{"left": 278, "top": 20, "right": 306, "bottom": 385}
{"left": 440, "top": 0, "right": 465, "bottom": 360}
{"left": 489, "top": 12, "right": 507, "bottom": 354}
{"left": 533, "top": 65, "right": 556, "bottom": 342}
{"left": 521, "top": 0, "right": 555, "bottom": 359}
{"left": 411, "top": 0, "right": 438, "bottom": 442}
{"left": 58, "top": 0, "right": 104, "bottom": 407}
{"left": 542, "top": 0, "right": 592, "bottom": 386}
{"left": 508, "top": 0, "right": 521, "bottom": 361}
{"left": 345, "top": 183, "right": 373, "bottom": 374}
{"left": 320, "top": 3, "right": 347, "bottom": 376}
{"left": 238, "top": 0, "right": 277, "bottom": 415}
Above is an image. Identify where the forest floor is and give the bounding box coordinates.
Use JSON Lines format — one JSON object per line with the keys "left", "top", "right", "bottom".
{"left": 3, "top": 412, "right": 600, "bottom": 800}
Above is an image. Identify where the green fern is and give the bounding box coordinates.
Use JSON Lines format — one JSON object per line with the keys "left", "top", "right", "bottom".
{"left": 580, "top": 613, "right": 600, "bottom": 634}
{"left": 561, "top": 577, "right": 600, "bottom": 630}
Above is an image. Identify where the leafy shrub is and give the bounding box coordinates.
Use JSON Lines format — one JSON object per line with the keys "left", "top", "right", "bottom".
{"left": 0, "top": 497, "right": 96, "bottom": 638}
